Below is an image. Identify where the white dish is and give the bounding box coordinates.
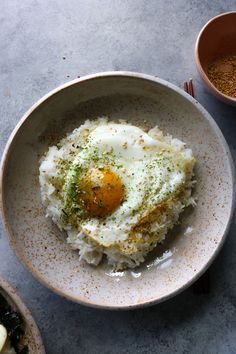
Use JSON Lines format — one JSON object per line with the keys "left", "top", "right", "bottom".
{"left": 0, "top": 72, "right": 234, "bottom": 309}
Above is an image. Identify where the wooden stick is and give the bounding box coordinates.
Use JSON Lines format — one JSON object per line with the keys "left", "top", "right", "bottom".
{"left": 184, "top": 81, "right": 188, "bottom": 93}
{"left": 189, "top": 79, "right": 194, "bottom": 97}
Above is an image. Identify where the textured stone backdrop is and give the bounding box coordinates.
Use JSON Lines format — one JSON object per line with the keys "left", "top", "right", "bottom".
{"left": 0, "top": 1, "right": 236, "bottom": 353}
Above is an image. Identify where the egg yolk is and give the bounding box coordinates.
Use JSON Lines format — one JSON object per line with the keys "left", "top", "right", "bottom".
{"left": 78, "top": 168, "right": 124, "bottom": 217}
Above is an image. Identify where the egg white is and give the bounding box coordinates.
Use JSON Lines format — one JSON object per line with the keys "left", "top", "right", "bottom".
{"left": 39, "top": 118, "right": 196, "bottom": 269}
{"left": 62, "top": 123, "right": 190, "bottom": 246}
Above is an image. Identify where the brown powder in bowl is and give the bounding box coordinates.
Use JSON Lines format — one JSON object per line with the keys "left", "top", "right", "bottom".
{"left": 208, "top": 55, "right": 236, "bottom": 98}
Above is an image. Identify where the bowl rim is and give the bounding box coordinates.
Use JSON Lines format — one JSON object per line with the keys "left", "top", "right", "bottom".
{"left": 195, "top": 11, "right": 236, "bottom": 103}
{"left": 0, "top": 71, "right": 235, "bottom": 310}
{"left": 0, "top": 277, "right": 45, "bottom": 353}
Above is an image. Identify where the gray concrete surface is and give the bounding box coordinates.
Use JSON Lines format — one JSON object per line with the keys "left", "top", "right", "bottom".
{"left": 1, "top": 1, "right": 236, "bottom": 353}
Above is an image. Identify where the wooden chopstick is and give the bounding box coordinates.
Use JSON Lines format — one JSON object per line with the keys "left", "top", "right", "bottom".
{"left": 183, "top": 79, "right": 194, "bottom": 97}
{"left": 189, "top": 79, "right": 194, "bottom": 97}
{"left": 184, "top": 81, "right": 189, "bottom": 93}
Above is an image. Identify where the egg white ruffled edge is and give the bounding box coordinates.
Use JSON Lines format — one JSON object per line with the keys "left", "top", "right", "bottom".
{"left": 39, "top": 117, "right": 196, "bottom": 270}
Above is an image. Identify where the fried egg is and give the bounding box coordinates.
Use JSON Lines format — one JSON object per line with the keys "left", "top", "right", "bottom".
{"left": 39, "top": 118, "right": 196, "bottom": 269}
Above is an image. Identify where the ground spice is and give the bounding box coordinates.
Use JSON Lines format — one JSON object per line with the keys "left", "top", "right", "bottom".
{"left": 208, "top": 55, "right": 236, "bottom": 98}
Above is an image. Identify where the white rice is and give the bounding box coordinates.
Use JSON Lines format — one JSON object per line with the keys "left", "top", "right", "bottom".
{"left": 39, "top": 118, "right": 196, "bottom": 270}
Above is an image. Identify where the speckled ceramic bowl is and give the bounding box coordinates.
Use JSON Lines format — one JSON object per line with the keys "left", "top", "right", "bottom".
{"left": 0, "top": 277, "right": 45, "bottom": 353}
{"left": 0, "top": 72, "right": 235, "bottom": 309}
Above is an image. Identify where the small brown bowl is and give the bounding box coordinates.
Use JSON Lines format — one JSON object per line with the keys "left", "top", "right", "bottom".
{"left": 195, "top": 12, "right": 236, "bottom": 106}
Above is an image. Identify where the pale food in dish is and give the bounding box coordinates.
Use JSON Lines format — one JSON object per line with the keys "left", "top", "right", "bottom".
{"left": 39, "top": 118, "right": 196, "bottom": 269}
{"left": 0, "top": 293, "right": 27, "bottom": 354}
{"left": 0, "top": 324, "right": 15, "bottom": 354}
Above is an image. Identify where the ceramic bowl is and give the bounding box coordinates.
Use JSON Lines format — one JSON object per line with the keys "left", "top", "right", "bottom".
{"left": 0, "top": 72, "right": 235, "bottom": 309}
{"left": 195, "top": 12, "right": 236, "bottom": 106}
{"left": 0, "top": 277, "right": 45, "bottom": 353}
